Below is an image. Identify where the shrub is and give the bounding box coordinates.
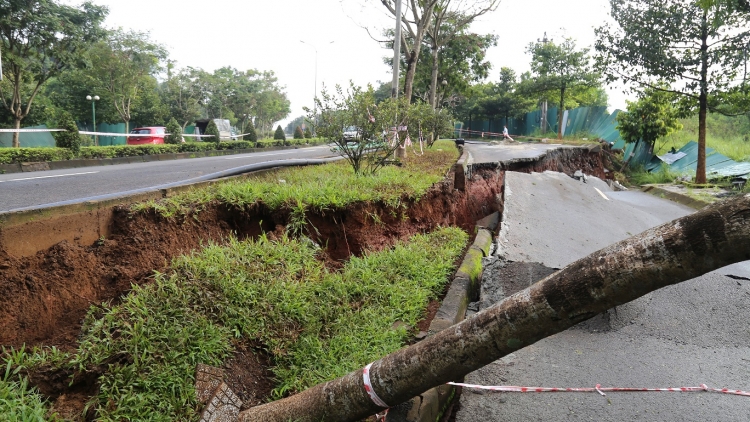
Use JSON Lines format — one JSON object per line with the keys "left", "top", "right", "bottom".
{"left": 274, "top": 125, "right": 285, "bottom": 141}
{"left": 293, "top": 126, "right": 304, "bottom": 139}
{"left": 205, "top": 120, "right": 221, "bottom": 146}
{"left": 52, "top": 111, "right": 81, "bottom": 155}
{"left": 243, "top": 121, "right": 257, "bottom": 142}
{"left": 0, "top": 148, "right": 73, "bottom": 164}
{"left": 304, "top": 127, "right": 312, "bottom": 139}
{"left": 164, "top": 118, "right": 183, "bottom": 144}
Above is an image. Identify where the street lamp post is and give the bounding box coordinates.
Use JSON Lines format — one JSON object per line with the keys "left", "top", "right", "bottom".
{"left": 86, "top": 95, "right": 100, "bottom": 146}
{"left": 300, "top": 40, "right": 334, "bottom": 133}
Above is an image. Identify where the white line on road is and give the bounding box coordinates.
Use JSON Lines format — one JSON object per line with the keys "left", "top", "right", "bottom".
{"left": 0, "top": 171, "right": 99, "bottom": 183}
{"left": 594, "top": 187, "right": 610, "bottom": 200}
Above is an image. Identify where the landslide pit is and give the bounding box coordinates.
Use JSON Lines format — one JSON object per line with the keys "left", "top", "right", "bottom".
{"left": 0, "top": 145, "right": 608, "bottom": 418}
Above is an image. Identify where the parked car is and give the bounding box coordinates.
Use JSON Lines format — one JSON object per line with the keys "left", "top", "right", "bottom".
{"left": 126, "top": 126, "right": 166, "bottom": 145}
{"left": 343, "top": 126, "right": 360, "bottom": 141}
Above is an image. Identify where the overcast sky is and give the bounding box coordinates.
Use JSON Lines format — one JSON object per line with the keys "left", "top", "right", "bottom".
{"left": 72, "top": 0, "right": 629, "bottom": 127}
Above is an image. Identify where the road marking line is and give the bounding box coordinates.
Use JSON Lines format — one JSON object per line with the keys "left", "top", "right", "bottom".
{"left": 594, "top": 187, "right": 610, "bottom": 200}
{"left": 0, "top": 171, "right": 99, "bottom": 183}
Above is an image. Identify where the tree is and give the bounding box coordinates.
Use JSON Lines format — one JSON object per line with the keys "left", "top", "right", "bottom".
{"left": 87, "top": 29, "right": 168, "bottom": 133}
{"left": 284, "top": 115, "right": 307, "bottom": 134}
{"left": 616, "top": 86, "right": 683, "bottom": 152}
{"left": 424, "top": 1, "right": 499, "bottom": 108}
{"left": 164, "top": 117, "right": 183, "bottom": 144}
{"left": 53, "top": 110, "right": 81, "bottom": 155}
{"left": 526, "top": 37, "right": 601, "bottom": 139}
{"left": 274, "top": 125, "right": 285, "bottom": 140}
{"left": 0, "top": 0, "right": 107, "bottom": 147}
{"left": 378, "top": 0, "right": 440, "bottom": 102}
{"left": 243, "top": 120, "right": 257, "bottom": 142}
{"left": 160, "top": 66, "right": 203, "bottom": 129}
{"left": 205, "top": 119, "right": 220, "bottom": 146}
{"left": 304, "top": 127, "right": 312, "bottom": 139}
{"left": 293, "top": 126, "right": 304, "bottom": 139}
{"left": 479, "top": 67, "right": 536, "bottom": 128}
{"left": 313, "top": 83, "right": 452, "bottom": 173}
{"left": 595, "top": 0, "right": 750, "bottom": 183}
{"left": 408, "top": 31, "right": 497, "bottom": 108}
{"left": 237, "top": 194, "right": 750, "bottom": 421}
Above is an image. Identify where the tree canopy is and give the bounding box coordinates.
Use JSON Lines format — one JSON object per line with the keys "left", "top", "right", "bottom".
{"left": 525, "top": 37, "right": 601, "bottom": 139}
{"left": 595, "top": 0, "right": 750, "bottom": 183}
{"left": 616, "top": 85, "right": 683, "bottom": 149}
{"left": 0, "top": 0, "right": 108, "bottom": 146}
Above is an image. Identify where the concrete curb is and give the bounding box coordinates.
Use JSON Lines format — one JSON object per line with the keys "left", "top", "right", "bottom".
{"left": 0, "top": 144, "right": 326, "bottom": 175}
{"left": 640, "top": 184, "right": 711, "bottom": 210}
{"left": 388, "top": 220, "right": 498, "bottom": 422}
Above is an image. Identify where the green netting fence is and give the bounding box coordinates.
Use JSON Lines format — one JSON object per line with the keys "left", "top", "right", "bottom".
{"left": 460, "top": 105, "right": 626, "bottom": 150}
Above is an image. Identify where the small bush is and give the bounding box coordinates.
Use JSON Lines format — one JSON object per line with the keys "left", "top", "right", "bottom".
{"left": 52, "top": 111, "right": 81, "bottom": 155}
{"left": 304, "top": 127, "right": 312, "bottom": 139}
{"left": 243, "top": 121, "right": 257, "bottom": 143}
{"left": 205, "top": 120, "right": 221, "bottom": 146}
{"left": 274, "top": 125, "right": 285, "bottom": 141}
{"left": 293, "top": 126, "right": 304, "bottom": 139}
{"left": 164, "top": 118, "right": 183, "bottom": 144}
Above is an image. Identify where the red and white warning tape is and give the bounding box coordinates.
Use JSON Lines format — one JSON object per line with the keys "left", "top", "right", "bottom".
{"left": 448, "top": 382, "right": 750, "bottom": 397}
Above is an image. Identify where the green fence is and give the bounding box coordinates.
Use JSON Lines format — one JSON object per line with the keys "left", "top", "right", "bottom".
{"left": 0, "top": 125, "right": 57, "bottom": 148}
{"left": 461, "top": 105, "right": 626, "bottom": 150}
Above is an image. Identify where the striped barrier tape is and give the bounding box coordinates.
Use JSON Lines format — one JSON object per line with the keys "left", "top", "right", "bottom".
{"left": 0, "top": 128, "right": 65, "bottom": 132}
{"left": 448, "top": 382, "right": 750, "bottom": 397}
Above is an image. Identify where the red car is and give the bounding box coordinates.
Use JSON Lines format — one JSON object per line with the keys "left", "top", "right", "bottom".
{"left": 126, "top": 126, "right": 166, "bottom": 145}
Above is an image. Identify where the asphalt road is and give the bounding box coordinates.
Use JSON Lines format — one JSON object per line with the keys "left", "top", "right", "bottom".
{"left": 0, "top": 145, "right": 335, "bottom": 212}
{"left": 455, "top": 165, "right": 750, "bottom": 421}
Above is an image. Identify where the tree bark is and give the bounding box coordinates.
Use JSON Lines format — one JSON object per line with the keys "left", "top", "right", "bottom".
{"left": 238, "top": 194, "right": 750, "bottom": 422}
{"left": 696, "top": 9, "right": 709, "bottom": 184}
{"left": 429, "top": 45, "right": 439, "bottom": 109}
{"left": 557, "top": 84, "right": 566, "bottom": 140}
{"left": 12, "top": 118, "right": 21, "bottom": 148}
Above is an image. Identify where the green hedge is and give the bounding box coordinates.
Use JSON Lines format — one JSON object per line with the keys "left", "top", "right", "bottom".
{"left": 0, "top": 148, "right": 74, "bottom": 164}
{"left": 0, "top": 139, "right": 328, "bottom": 164}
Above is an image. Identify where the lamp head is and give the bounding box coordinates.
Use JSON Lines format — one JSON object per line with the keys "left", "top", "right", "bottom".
{"left": 86, "top": 95, "right": 92, "bottom": 101}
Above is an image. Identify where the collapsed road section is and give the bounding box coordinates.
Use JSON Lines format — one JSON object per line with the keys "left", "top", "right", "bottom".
{"left": 0, "top": 143, "right": 616, "bottom": 420}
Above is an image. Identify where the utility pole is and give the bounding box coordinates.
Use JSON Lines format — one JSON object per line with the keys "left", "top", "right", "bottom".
{"left": 537, "top": 32, "right": 551, "bottom": 135}
{"left": 391, "top": 0, "right": 402, "bottom": 98}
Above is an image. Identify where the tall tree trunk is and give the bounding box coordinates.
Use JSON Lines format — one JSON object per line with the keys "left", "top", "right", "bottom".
{"left": 557, "top": 84, "right": 566, "bottom": 140}
{"left": 429, "top": 45, "right": 439, "bottom": 109}
{"left": 238, "top": 194, "right": 750, "bottom": 422}
{"left": 12, "top": 118, "right": 21, "bottom": 148}
{"left": 403, "top": 49, "right": 419, "bottom": 103}
{"left": 696, "top": 9, "right": 709, "bottom": 185}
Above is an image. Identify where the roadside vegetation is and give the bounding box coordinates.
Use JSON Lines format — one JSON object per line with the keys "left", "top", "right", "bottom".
{"left": 0, "top": 139, "right": 326, "bottom": 165}
{"left": 132, "top": 139, "right": 458, "bottom": 219}
{"left": 1, "top": 228, "right": 467, "bottom": 421}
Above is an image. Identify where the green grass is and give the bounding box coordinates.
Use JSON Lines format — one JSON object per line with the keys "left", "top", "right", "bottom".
{"left": 627, "top": 163, "right": 684, "bottom": 185}
{"left": 3, "top": 227, "right": 467, "bottom": 421}
{"left": 132, "top": 140, "right": 459, "bottom": 218}
{"left": 655, "top": 115, "right": 750, "bottom": 162}
{"left": 0, "top": 360, "right": 59, "bottom": 421}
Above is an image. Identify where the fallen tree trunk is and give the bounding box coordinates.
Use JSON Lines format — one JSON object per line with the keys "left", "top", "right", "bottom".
{"left": 239, "top": 194, "right": 750, "bottom": 422}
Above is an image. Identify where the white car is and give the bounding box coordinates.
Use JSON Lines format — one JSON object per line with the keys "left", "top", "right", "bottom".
{"left": 343, "top": 126, "right": 360, "bottom": 141}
